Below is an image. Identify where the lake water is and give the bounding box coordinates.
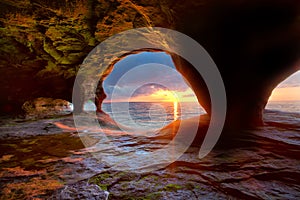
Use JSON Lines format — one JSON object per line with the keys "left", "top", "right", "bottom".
{"left": 101, "top": 102, "right": 205, "bottom": 131}
{"left": 266, "top": 101, "right": 300, "bottom": 113}
{"left": 98, "top": 101, "right": 300, "bottom": 130}
{"left": 1, "top": 101, "right": 300, "bottom": 199}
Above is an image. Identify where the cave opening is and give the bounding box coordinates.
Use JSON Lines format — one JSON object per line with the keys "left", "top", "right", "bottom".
{"left": 21, "top": 97, "right": 73, "bottom": 119}
{"left": 99, "top": 51, "right": 206, "bottom": 131}
{"left": 265, "top": 70, "right": 300, "bottom": 113}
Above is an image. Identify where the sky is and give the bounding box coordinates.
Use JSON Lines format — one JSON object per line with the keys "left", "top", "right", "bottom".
{"left": 103, "top": 52, "right": 300, "bottom": 103}
{"left": 269, "top": 70, "right": 300, "bottom": 101}
{"left": 103, "top": 52, "right": 198, "bottom": 103}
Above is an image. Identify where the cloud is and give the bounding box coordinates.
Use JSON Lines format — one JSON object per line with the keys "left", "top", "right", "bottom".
{"left": 104, "top": 52, "right": 175, "bottom": 86}
{"left": 104, "top": 84, "right": 174, "bottom": 101}
{"left": 131, "top": 84, "right": 168, "bottom": 97}
{"left": 182, "top": 94, "right": 196, "bottom": 98}
{"left": 103, "top": 52, "right": 193, "bottom": 102}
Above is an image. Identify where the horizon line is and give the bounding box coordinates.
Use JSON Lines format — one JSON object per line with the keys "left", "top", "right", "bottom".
{"left": 102, "top": 101, "right": 199, "bottom": 103}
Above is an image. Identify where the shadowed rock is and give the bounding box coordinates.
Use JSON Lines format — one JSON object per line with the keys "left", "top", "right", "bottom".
{"left": 0, "top": 0, "right": 299, "bottom": 129}
{"left": 50, "top": 181, "right": 109, "bottom": 200}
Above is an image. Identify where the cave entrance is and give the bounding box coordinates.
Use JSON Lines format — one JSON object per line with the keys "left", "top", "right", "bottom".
{"left": 100, "top": 51, "right": 206, "bottom": 131}
{"left": 265, "top": 70, "right": 300, "bottom": 113}
{"left": 22, "top": 97, "right": 73, "bottom": 119}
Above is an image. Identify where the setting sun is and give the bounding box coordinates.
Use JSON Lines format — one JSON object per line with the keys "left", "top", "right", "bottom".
{"left": 128, "top": 88, "right": 198, "bottom": 103}
{"left": 149, "top": 89, "right": 179, "bottom": 102}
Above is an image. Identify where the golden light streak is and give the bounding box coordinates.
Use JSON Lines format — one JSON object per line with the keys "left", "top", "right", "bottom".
{"left": 173, "top": 101, "right": 178, "bottom": 121}
{"left": 269, "top": 86, "right": 300, "bottom": 101}
{"left": 127, "top": 88, "right": 198, "bottom": 103}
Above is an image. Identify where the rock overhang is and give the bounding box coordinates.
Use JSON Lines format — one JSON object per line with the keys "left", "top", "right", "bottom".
{"left": 0, "top": 0, "right": 299, "bottom": 129}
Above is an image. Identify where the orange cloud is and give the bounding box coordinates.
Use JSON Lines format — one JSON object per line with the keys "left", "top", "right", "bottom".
{"left": 128, "top": 88, "right": 198, "bottom": 103}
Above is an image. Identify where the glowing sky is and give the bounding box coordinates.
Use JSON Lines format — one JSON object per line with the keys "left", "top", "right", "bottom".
{"left": 103, "top": 52, "right": 300, "bottom": 103}
{"left": 269, "top": 70, "right": 300, "bottom": 101}
{"left": 103, "top": 52, "right": 198, "bottom": 103}
{"left": 129, "top": 85, "right": 198, "bottom": 102}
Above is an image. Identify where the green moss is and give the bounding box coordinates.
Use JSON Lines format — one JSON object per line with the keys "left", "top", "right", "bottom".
{"left": 88, "top": 37, "right": 97, "bottom": 46}
{"left": 194, "top": 185, "right": 201, "bottom": 189}
{"left": 22, "top": 139, "right": 37, "bottom": 145}
{"left": 46, "top": 26, "right": 65, "bottom": 39}
{"left": 0, "top": 38, "right": 19, "bottom": 54}
{"left": 43, "top": 39, "right": 63, "bottom": 61}
{"left": 64, "top": 52, "right": 85, "bottom": 63}
{"left": 98, "top": 183, "right": 110, "bottom": 191}
{"left": 144, "top": 192, "right": 163, "bottom": 200}
{"left": 141, "top": 175, "right": 159, "bottom": 181}
{"left": 55, "top": 39, "right": 84, "bottom": 52}
{"left": 89, "top": 173, "right": 113, "bottom": 191}
{"left": 97, "top": 172, "right": 111, "bottom": 180}
{"left": 90, "top": 171, "right": 134, "bottom": 192}
{"left": 57, "top": 57, "right": 72, "bottom": 65}
{"left": 163, "top": 184, "right": 182, "bottom": 191}
{"left": 115, "top": 182, "right": 129, "bottom": 192}
{"left": 45, "top": 61, "right": 59, "bottom": 72}
{"left": 89, "top": 172, "right": 111, "bottom": 184}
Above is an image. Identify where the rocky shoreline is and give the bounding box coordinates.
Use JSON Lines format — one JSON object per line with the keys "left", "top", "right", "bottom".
{"left": 0, "top": 110, "right": 299, "bottom": 199}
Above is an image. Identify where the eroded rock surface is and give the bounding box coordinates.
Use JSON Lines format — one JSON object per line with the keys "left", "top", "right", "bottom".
{"left": 0, "top": 111, "right": 299, "bottom": 199}
{"left": 22, "top": 97, "right": 72, "bottom": 119}
{"left": 1, "top": 0, "right": 299, "bottom": 128}
{"left": 50, "top": 181, "right": 109, "bottom": 200}
{"left": 0, "top": 0, "right": 171, "bottom": 114}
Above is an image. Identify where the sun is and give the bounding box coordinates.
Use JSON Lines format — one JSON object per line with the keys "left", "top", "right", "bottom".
{"left": 127, "top": 87, "right": 198, "bottom": 103}
{"left": 150, "top": 89, "right": 179, "bottom": 102}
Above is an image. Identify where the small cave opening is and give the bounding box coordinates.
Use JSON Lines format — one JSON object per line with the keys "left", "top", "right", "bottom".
{"left": 99, "top": 51, "right": 206, "bottom": 131}
{"left": 23, "top": 98, "right": 98, "bottom": 118}
{"left": 265, "top": 70, "right": 300, "bottom": 113}
{"left": 69, "top": 100, "right": 97, "bottom": 112}
{"left": 22, "top": 97, "right": 73, "bottom": 119}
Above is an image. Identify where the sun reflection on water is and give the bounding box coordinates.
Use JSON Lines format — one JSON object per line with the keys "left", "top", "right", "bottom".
{"left": 173, "top": 101, "right": 178, "bottom": 121}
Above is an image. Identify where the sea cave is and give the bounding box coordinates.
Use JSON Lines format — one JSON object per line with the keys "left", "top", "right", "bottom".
{"left": 0, "top": 0, "right": 299, "bottom": 199}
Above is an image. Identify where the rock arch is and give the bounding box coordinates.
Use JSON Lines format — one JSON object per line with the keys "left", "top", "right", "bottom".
{"left": 169, "top": 0, "right": 300, "bottom": 128}
{"left": 0, "top": 0, "right": 299, "bottom": 129}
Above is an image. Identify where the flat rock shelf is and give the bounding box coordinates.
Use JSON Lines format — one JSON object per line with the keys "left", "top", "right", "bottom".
{"left": 0, "top": 110, "right": 299, "bottom": 199}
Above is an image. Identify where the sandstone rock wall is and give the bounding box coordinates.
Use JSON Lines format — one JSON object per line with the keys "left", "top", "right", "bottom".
{"left": 22, "top": 97, "right": 72, "bottom": 119}
{"left": 0, "top": 0, "right": 172, "bottom": 114}
{"left": 1, "top": 0, "right": 300, "bottom": 129}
